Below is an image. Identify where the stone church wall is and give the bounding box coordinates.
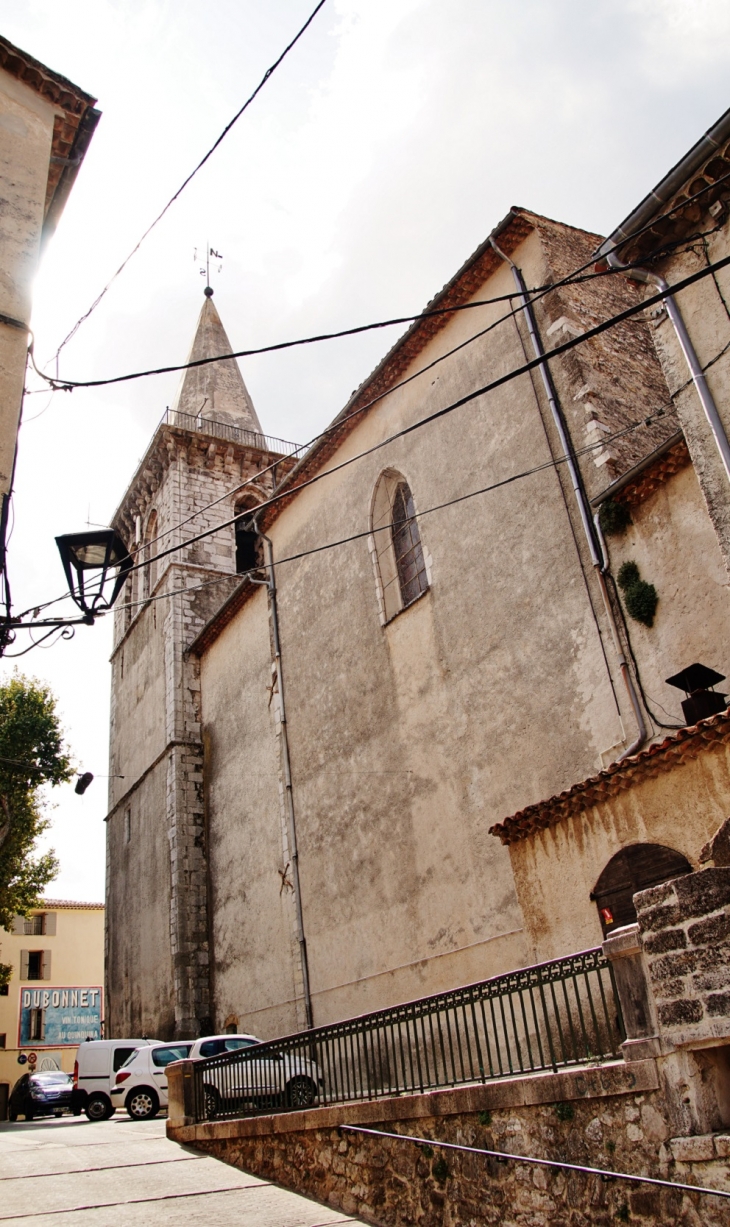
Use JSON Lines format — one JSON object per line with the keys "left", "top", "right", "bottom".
{"left": 198, "top": 219, "right": 683, "bottom": 1032}
{"left": 202, "top": 583, "right": 304, "bottom": 1041}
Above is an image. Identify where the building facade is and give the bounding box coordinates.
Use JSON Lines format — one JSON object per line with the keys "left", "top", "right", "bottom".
{"left": 0, "top": 899, "right": 104, "bottom": 1117}
{"left": 0, "top": 34, "right": 98, "bottom": 519}
{"left": 107, "top": 110, "right": 730, "bottom": 1046}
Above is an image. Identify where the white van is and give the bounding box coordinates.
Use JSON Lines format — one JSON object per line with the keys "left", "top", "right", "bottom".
{"left": 74, "top": 1038, "right": 158, "bottom": 1120}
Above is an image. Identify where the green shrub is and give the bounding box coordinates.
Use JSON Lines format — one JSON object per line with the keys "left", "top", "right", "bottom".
{"left": 555, "top": 1101, "right": 575, "bottom": 1121}
{"left": 599, "top": 498, "right": 632, "bottom": 536}
{"left": 624, "top": 580, "right": 658, "bottom": 626}
{"left": 478, "top": 1110, "right": 492, "bottom": 1126}
{"left": 616, "top": 560, "right": 658, "bottom": 627}
{"left": 617, "top": 560, "right": 640, "bottom": 590}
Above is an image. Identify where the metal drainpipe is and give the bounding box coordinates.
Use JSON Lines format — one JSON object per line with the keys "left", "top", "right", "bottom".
{"left": 606, "top": 250, "right": 730, "bottom": 484}
{"left": 249, "top": 519, "right": 314, "bottom": 1029}
{"left": 490, "top": 238, "right": 647, "bottom": 759}
{"left": 593, "top": 512, "right": 647, "bottom": 759}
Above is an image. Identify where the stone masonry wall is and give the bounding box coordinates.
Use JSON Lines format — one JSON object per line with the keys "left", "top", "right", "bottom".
{"left": 174, "top": 1065, "right": 730, "bottom": 1226}
{"left": 635, "top": 866, "right": 730, "bottom": 1047}
{"left": 107, "top": 422, "right": 295, "bottom": 1038}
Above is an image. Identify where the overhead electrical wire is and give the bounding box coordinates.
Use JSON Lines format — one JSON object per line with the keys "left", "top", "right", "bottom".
{"left": 32, "top": 224, "right": 728, "bottom": 395}
{"left": 12, "top": 193, "right": 730, "bottom": 627}
{"left": 10, "top": 227, "right": 728, "bottom": 637}
{"left": 111, "top": 411, "right": 667, "bottom": 613}
{"left": 34, "top": 167, "right": 730, "bottom": 393}
{"left": 116, "top": 250, "right": 730, "bottom": 580}
{"left": 67, "top": 217, "right": 730, "bottom": 573}
{"left": 47, "top": 0, "right": 330, "bottom": 371}
{"left": 36, "top": 270, "right": 616, "bottom": 391}
{"left": 17, "top": 402, "right": 668, "bottom": 628}
{"left": 15, "top": 238, "right": 729, "bottom": 629}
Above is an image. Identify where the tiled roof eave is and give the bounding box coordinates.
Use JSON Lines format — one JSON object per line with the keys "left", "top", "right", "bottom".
{"left": 489, "top": 708, "right": 730, "bottom": 845}
{"left": 38, "top": 899, "right": 104, "bottom": 909}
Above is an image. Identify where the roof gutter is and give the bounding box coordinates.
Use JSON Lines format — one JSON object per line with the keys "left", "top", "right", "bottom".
{"left": 595, "top": 105, "right": 730, "bottom": 262}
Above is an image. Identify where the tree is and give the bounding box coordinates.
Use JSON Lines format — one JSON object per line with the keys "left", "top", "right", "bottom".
{"left": 0, "top": 674, "right": 72, "bottom": 986}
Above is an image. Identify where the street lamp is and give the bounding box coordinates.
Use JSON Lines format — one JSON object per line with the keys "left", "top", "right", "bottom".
{"left": 55, "top": 529, "right": 132, "bottom": 618}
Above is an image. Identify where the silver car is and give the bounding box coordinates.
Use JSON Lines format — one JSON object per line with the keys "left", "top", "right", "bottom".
{"left": 199, "top": 1041, "right": 321, "bottom": 1117}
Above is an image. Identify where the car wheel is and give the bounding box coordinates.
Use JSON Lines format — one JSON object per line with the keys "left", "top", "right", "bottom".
{"left": 285, "top": 1076, "right": 317, "bottom": 1108}
{"left": 24, "top": 1108, "right": 33, "bottom": 1121}
{"left": 125, "top": 1087, "right": 159, "bottom": 1121}
{"left": 85, "top": 1093, "right": 113, "bottom": 1122}
{"left": 203, "top": 1084, "right": 221, "bottom": 1120}
{"left": 8, "top": 1111, "right": 17, "bottom": 1122}
{"left": 54, "top": 1110, "right": 63, "bottom": 1118}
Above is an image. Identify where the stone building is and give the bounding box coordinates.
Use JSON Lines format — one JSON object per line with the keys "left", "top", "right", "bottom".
{"left": 106, "top": 292, "right": 299, "bottom": 1039}
{"left": 107, "top": 107, "right": 730, "bottom": 1048}
{"left": 0, "top": 34, "right": 98, "bottom": 523}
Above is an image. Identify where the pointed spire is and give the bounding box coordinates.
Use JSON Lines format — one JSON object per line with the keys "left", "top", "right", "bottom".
{"left": 171, "top": 291, "right": 262, "bottom": 433}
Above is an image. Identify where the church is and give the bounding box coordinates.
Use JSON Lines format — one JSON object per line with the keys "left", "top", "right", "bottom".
{"left": 105, "top": 114, "right": 730, "bottom": 1043}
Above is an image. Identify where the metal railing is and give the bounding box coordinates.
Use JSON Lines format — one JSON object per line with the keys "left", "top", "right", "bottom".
{"left": 161, "top": 408, "right": 303, "bottom": 457}
{"left": 191, "top": 948, "right": 623, "bottom": 1122}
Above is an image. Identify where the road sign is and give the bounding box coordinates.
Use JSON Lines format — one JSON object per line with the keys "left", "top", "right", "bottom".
{"left": 27, "top": 1052, "right": 37, "bottom": 1066}
{"left": 17, "top": 1053, "right": 27, "bottom": 1064}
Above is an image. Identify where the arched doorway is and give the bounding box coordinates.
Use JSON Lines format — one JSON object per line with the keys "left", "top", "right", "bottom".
{"left": 591, "top": 844, "right": 692, "bottom": 937}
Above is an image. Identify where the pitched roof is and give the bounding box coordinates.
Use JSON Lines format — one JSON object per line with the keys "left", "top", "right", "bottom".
{"left": 170, "top": 292, "right": 262, "bottom": 433}
{"left": 0, "top": 34, "right": 100, "bottom": 246}
{"left": 489, "top": 708, "right": 730, "bottom": 845}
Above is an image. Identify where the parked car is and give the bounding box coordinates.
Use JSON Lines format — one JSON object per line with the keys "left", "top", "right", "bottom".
{"left": 110, "top": 1041, "right": 195, "bottom": 1120}
{"left": 73, "top": 1037, "right": 157, "bottom": 1121}
{"left": 8, "top": 1071, "right": 77, "bottom": 1121}
{"left": 198, "top": 1040, "right": 321, "bottom": 1117}
{"left": 110, "top": 1034, "right": 260, "bottom": 1120}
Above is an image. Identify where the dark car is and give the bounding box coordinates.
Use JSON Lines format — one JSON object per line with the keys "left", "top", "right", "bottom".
{"left": 8, "top": 1071, "right": 77, "bottom": 1121}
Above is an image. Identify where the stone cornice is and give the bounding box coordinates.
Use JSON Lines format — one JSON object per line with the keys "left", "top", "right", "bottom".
{"left": 112, "top": 421, "right": 293, "bottom": 547}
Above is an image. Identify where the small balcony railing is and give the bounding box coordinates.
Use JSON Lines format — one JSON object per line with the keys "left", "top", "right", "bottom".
{"left": 162, "top": 408, "right": 303, "bottom": 457}
{"left": 190, "top": 947, "right": 624, "bottom": 1122}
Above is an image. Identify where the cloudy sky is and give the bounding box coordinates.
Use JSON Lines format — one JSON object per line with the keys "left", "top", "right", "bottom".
{"left": 3, "top": 0, "right": 730, "bottom": 899}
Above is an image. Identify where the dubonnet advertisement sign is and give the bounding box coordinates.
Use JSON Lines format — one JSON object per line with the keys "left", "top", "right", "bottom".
{"left": 19, "top": 986, "right": 102, "bottom": 1046}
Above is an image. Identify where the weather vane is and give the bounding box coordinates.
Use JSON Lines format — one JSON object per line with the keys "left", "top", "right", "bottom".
{"left": 193, "top": 243, "right": 223, "bottom": 295}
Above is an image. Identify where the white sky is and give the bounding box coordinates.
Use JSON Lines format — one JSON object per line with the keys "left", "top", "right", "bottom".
{"left": 2, "top": 0, "right": 730, "bottom": 900}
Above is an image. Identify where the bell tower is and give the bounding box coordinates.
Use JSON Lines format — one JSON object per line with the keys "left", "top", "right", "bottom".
{"left": 105, "top": 291, "right": 298, "bottom": 1040}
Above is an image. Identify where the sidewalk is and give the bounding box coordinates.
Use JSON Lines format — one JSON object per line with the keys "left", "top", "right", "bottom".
{"left": 0, "top": 1114, "right": 368, "bottom": 1226}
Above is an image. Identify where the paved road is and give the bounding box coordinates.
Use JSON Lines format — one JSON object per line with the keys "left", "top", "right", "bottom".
{"left": 0, "top": 1114, "right": 367, "bottom": 1226}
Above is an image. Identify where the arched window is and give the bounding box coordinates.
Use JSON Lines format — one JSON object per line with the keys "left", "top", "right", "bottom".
{"left": 592, "top": 843, "right": 692, "bottom": 937}
{"left": 371, "top": 471, "right": 429, "bottom": 622}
